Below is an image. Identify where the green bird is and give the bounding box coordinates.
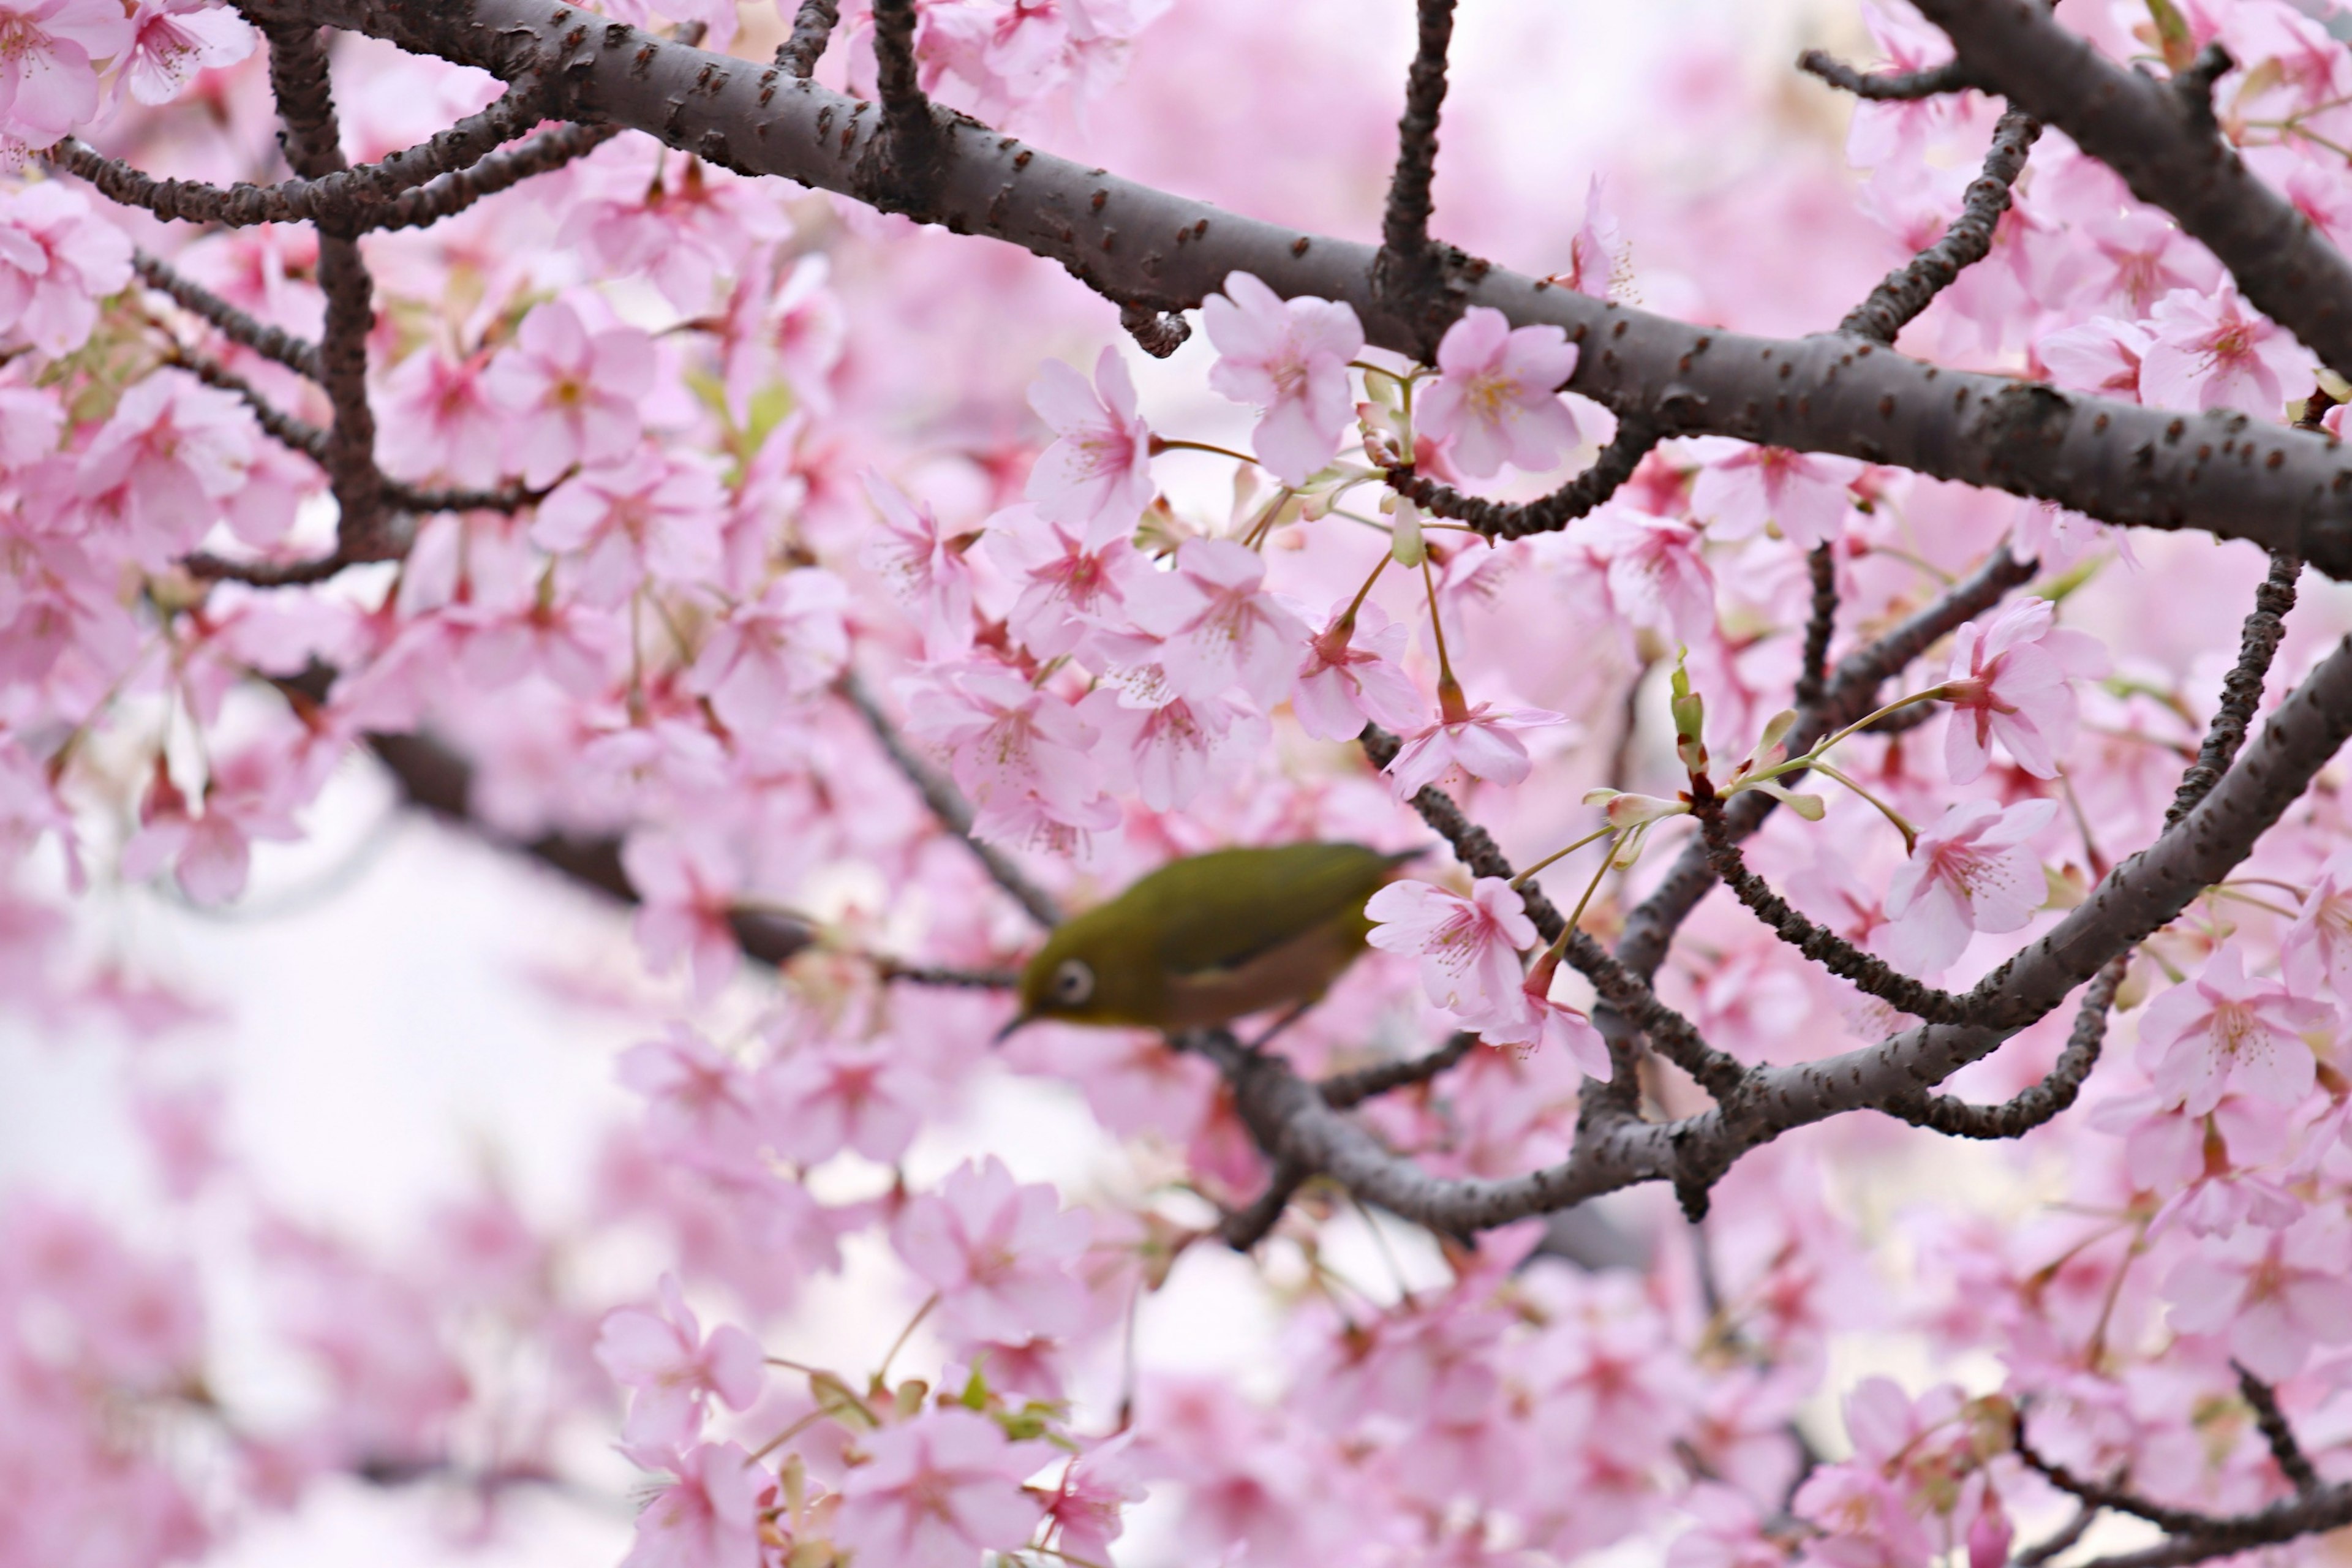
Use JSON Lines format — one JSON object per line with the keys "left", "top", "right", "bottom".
{"left": 999, "top": 842, "right": 1420, "bottom": 1038}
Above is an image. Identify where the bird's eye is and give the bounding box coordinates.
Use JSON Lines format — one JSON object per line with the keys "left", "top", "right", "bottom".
{"left": 1052, "top": 957, "right": 1096, "bottom": 1005}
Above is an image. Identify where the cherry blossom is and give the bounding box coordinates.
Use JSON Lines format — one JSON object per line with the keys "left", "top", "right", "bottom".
{"left": 1143, "top": 537, "right": 1314, "bottom": 707}
{"left": 1683, "top": 438, "right": 1863, "bottom": 549}
{"left": 2037, "top": 316, "right": 2152, "bottom": 401}
{"left": 532, "top": 453, "right": 728, "bottom": 605}
{"left": 979, "top": 503, "right": 1161, "bottom": 660}
{"left": 620, "top": 1441, "right": 761, "bottom": 1568}
{"left": 0, "top": 181, "right": 130, "bottom": 357}
{"left": 685, "top": 568, "right": 850, "bottom": 733}
{"left": 1940, "top": 595, "right": 2108, "bottom": 782}
{"left": 833, "top": 1409, "right": 1052, "bottom": 1568}
{"left": 2162, "top": 1210, "right": 2352, "bottom": 1380}
{"left": 890, "top": 1155, "right": 1090, "bottom": 1346}
{"left": 0, "top": 0, "right": 130, "bottom": 143}
{"left": 1415, "top": 306, "right": 1581, "bottom": 478}
{"left": 74, "top": 368, "right": 265, "bottom": 567}
{"left": 119, "top": 752, "right": 301, "bottom": 907}
{"left": 1082, "top": 685, "right": 1268, "bottom": 811}
{"left": 861, "top": 474, "right": 978, "bottom": 660}
{"left": 760, "top": 1039, "right": 926, "bottom": 1165}
{"left": 2282, "top": 850, "right": 2352, "bottom": 1001}
{"left": 617, "top": 1024, "right": 766, "bottom": 1175}
{"left": 1579, "top": 505, "right": 1716, "bottom": 643}
{"left": 1882, "top": 798, "right": 2057, "bottom": 973}
{"left": 483, "top": 299, "right": 655, "bottom": 487}
{"left": 620, "top": 831, "right": 747, "bottom": 1002}
{"left": 1365, "top": 876, "right": 1538, "bottom": 1034}
{"left": 1025, "top": 346, "right": 1156, "bottom": 544}
{"left": 1202, "top": 270, "right": 1365, "bottom": 484}
{"left": 2139, "top": 279, "right": 2312, "bottom": 415}
{"left": 377, "top": 348, "right": 503, "bottom": 490}
{"left": 116, "top": 0, "right": 252, "bottom": 107}
{"left": 2136, "top": 944, "right": 2332, "bottom": 1117}
{"left": 1293, "top": 597, "right": 1423, "bottom": 741}
{"left": 900, "top": 662, "right": 1115, "bottom": 840}
{"left": 1382, "top": 698, "right": 1567, "bottom": 799}
{"left": 595, "top": 1273, "right": 764, "bottom": 1455}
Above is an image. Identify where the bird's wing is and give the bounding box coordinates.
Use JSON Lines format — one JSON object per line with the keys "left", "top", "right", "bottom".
{"left": 1145, "top": 845, "right": 1393, "bottom": 978}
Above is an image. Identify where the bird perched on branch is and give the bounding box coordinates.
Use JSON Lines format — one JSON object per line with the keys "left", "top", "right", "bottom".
{"left": 998, "top": 842, "right": 1421, "bottom": 1037}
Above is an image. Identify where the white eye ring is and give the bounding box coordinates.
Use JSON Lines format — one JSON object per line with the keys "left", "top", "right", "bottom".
{"left": 1052, "top": 957, "right": 1096, "bottom": 1005}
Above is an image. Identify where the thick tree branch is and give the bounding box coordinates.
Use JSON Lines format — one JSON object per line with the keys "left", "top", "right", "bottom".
{"left": 1318, "top": 1033, "right": 1476, "bottom": 1109}
{"left": 1910, "top": 0, "right": 2352, "bottom": 382}
{"left": 777, "top": 0, "right": 839, "bottom": 78}
{"left": 1374, "top": 0, "right": 1459, "bottom": 345}
{"left": 226, "top": 0, "right": 2352, "bottom": 581}
{"left": 1841, "top": 105, "right": 2040, "bottom": 344}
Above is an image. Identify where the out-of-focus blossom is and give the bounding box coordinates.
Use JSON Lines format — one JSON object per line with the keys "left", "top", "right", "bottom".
{"left": 2137, "top": 945, "right": 2331, "bottom": 1117}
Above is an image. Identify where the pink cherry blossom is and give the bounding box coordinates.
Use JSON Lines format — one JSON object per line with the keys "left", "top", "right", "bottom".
{"left": 452, "top": 595, "right": 622, "bottom": 699}
{"left": 620, "top": 1441, "right": 761, "bottom": 1568}
{"left": 377, "top": 348, "right": 503, "bottom": 489}
{"left": 1041, "top": 1440, "right": 1145, "bottom": 1568}
{"left": 617, "top": 1024, "right": 766, "bottom": 1174}
{"left": 1882, "top": 797, "right": 2057, "bottom": 973}
{"left": 0, "top": 181, "right": 129, "bottom": 358}
{"left": 533, "top": 453, "right": 728, "bottom": 606}
{"left": 1555, "top": 175, "right": 1632, "bottom": 301}
{"left": 1081, "top": 685, "right": 1268, "bottom": 812}
{"left": 621, "top": 830, "right": 745, "bottom": 1001}
{"left": 861, "top": 474, "right": 977, "bottom": 660}
{"left": 1382, "top": 698, "right": 1567, "bottom": 800}
{"left": 1202, "top": 270, "right": 1365, "bottom": 485}
{"left": 2162, "top": 1210, "right": 2352, "bottom": 1380}
{"left": 1365, "top": 876, "right": 1538, "bottom": 1034}
{"left": 685, "top": 568, "right": 850, "bottom": 733}
{"left": 1485, "top": 981, "right": 1614, "bottom": 1080}
{"left": 75, "top": 367, "right": 262, "bottom": 567}
{"left": 761, "top": 1039, "right": 926, "bottom": 1165}
{"left": 0, "top": 0, "right": 132, "bottom": 143}
{"left": 891, "top": 1155, "right": 1090, "bottom": 1346}
{"left": 483, "top": 299, "right": 655, "bottom": 488}
{"left": 595, "top": 1273, "right": 764, "bottom": 1455}
{"left": 722, "top": 251, "right": 846, "bottom": 420}
{"left": 900, "top": 662, "right": 1115, "bottom": 840}
{"left": 564, "top": 146, "right": 788, "bottom": 314}
{"left": 1293, "top": 597, "right": 1423, "bottom": 742}
{"left": 1416, "top": 306, "right": 1581, "bottom": 478}
{"left": 2136, "top": 945, "right": 2332, "bottom": 1117}
{"left": 1940, "top": 595, "right": 2108, "bottom": 783}
{"left": 833, "top": 1408, "right": 1052, "bottom": 1568}
{"left": 116, "top": 0, "right": 253, "bottom": 107}
{"left": 2138, "top": 279, "right": 2312, "bottom": 415}
{"left": 1025, "top": 346, "right": 1155, "bottom": 545}
{"left": 119, "top": 752, "right": 301, "bottom": 907}
{"left": 1142, "top": 537, "right": 1313, "bottom": 707}
{"left": 2283, "top": 850, "right": 2352, "bottom": 1001}
{"left": 979, "top": 502, "right": 1161, "bottom": 660}
{"left": 1684, "top": 438, "right": 1863, "bottom": 549}
{"left": 2037, "top": 317, "right": 2152, "bottom": 402}
{"left": 1842, "top": 2, "right": 1962, "bottom": 168}
{"left": 1580, "top": 506, "right": 1716, "bottom": 643}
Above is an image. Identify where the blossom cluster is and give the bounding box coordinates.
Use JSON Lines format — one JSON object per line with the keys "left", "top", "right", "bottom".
{"left": 15, "top": 2, "right": 2352, "bottom": 1568}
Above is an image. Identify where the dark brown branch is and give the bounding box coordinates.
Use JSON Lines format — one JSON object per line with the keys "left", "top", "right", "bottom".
{"left": 1910, "top": 0, "right": 2352, "bottom": 382}
{"left": 1318, "top": 1033, "right": 1476, "bottom": 1109}
{"left": 837, "top": 670, "right": 1063, "bottom": 929}
{"left": 49, "top": 78, "right": 548, "bottom": 227}
{"left": 1798, "top": 47, "right": 1975, "bottom": 101}
{"left": 859, "top": 0, "right": 942, "bottom": 209}
{"left": 1842, "top": 105, "right": 2040, "bottom": 344}
{"left": 134, "top": 250, "right": 323, "bottom": 380}
{"left": 366, "top": 119, "right": 621, "bottom": 232}
{"left": 2013, "top": 1506, "right": 2097, "bottom": 1568}
{"left": 168, "top": 347, "right": 328, "bottom": 461}
{"left": 1693, "top": 793, "right": 1977, "bottom": 1025}
{"left": 777, "top": 0, "right": 839, "bottom": 78}
{"left": 1880, "top": 957, "right": 2119, "bottom": 1138}
{"left": 1219, "top": 1156, "right": 1311, "bottom": 1251}
{"left": 234, "top": 0, "right": 2352, "bottom": 581}
{"left": 260, "top": 20, "right": 388, "bottom": 557}
{"left": 2235, "top": 1362, "right": 2323, "bottom": 1496}
{"left": 1794, "top": 543, "right": 1837, "bottom": 709}
{"left": 2168, "top": 549, "right": 2301, "bottom": 824}
{"left": 1374, "top": 0, "right": 1458, "bottom": 341}
{"left": 2014, "top": 1410, "right": 2318, "bottom": 1539}
{"left": 1392, "top": 416, "right": 1663, "bottom": 539}
{"left": 879, "top": 963, "right": 1018, "bottom": 989}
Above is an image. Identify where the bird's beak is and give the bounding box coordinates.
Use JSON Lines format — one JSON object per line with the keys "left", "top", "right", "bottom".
{"left": 992, "top": 1010, "right": 1032, "bottom": 1046}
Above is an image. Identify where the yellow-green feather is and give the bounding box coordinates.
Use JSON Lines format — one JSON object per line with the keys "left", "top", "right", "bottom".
{"left": 1016, "top": 842, "right": 1412, "bottom": 1030}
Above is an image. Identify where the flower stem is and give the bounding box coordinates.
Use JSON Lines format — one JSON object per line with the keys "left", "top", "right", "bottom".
{"left": 1422, "top": 557, "right": 1469, "bottom": 723}
{"left": 1811, "top": 761, "right": 1918, "bottom": 853}
{"left": 1150, "top": 435, "right": 1261, "bottom": 466}
{"left": 1510, "top": 820, "right": 1619, "bottom": 888}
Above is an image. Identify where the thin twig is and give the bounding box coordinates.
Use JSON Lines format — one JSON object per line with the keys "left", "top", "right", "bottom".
{"left": 1392, "top": 417, "right": 1661, "bottom": 539}
{"left": 1794, "top": 543, "right": 1837, "bottom": 709}
{"left": 1798, "top": 48, "right": 1975, "bottom": 101}
{"left": 837, "top": 670, "right": 1063, "bottom": 929}
{"left": 1881, "top": 957, "right": 2120, "bottom": 1138}
{"left": 1219, "top": 1157, "right": 1311, "bottom": 1251}
{"left": 2234, "top": 1361, "right": 2324, "bottom": 1496}
{"left": 134, "top": 250, "right": 323, "bottom": 380}
{"left": 1842, "top": 106, "right": 2041, "bottom": 344}
{"left": 1318, "top": 1033, "right": 1476, "bottom": 1109}
{"left": 2168, "top": 549, "right": 2301, "bottom": 824}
